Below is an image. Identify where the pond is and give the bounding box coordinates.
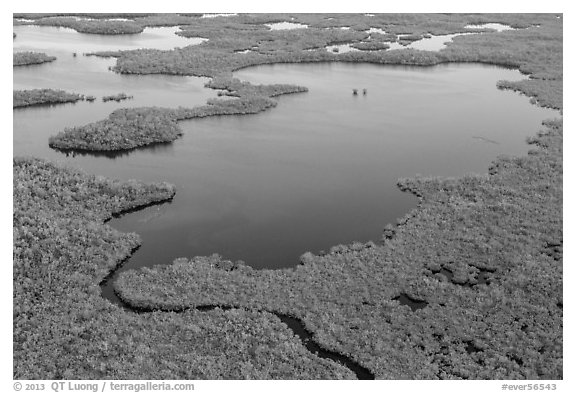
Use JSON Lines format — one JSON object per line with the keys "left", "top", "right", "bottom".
{"left": 327, "top": 23, "right": 517, "bottom": 53}
{"left": 13, "top": 27, "right": 557, "bottom": 301}
{"left": 266, "top": 22, "right": 308, "bottom": 30}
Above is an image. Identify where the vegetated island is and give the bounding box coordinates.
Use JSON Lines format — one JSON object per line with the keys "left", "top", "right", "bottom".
{"left": 102, "top": 93, "right": 133, "bottom": 102}
{"left": 48, "top": 107, "right": 180, "bottom": 152}
{"left": 13, "top": 51, "right": 56, "bottom": 66}
{"left": 14, "top": 13, "right": 563, "bottom": 380}
{"left": 20, "top": 16, "right": 145, "bottom": 35}
{"left": 48, "top": 80, "right": 307, "bottom": 151}
{"left": 350, "top": 41, "right": 391, "bottom": 51}
{"left": 14, "top": 89, "right": 86, "bottom": 108}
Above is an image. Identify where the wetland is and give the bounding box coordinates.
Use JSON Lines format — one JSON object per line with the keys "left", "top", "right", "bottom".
{"left": 13, "top": 13, "right": 563, "bottom": 380}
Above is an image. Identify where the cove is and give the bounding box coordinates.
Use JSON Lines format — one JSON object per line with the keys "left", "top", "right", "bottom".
{"left": 100, "top": 63, "right": 557, "bottom": 287}
{"left": 14, "top": 49, "right": 557, "bottom": 288}
{"left": 14, "top": 62, "right": 557, "bottom": 277}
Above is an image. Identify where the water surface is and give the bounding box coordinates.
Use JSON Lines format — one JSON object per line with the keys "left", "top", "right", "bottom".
{"left": 13, "top": 25, "right": 204, "bottom": 54}
{"left": 13, "top": 29, "right": 557, "bottom": 285}
{"left": 465, "top": 23, "right": 516, "bottom": 32}
{"left": 266, "top": 22, "right": 308, "bottom": 30}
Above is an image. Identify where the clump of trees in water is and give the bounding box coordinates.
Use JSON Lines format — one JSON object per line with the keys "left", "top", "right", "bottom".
{"left": 350, "top": 41, "right": 390, "bottom": 51}
{"left": 13, "top": 89, "right": 86, "bottom": 108}
{"left": 48, "top": 78, "right": 308, "bottom": 152}
{"left": 397, "top": 34, "right": 423, "bottom": 46}
{"left": 49, "top": 107, "right": 181, "bottom": 151}
{"left": 102, "top": 93, "right": 133, "bottom": 102}
{"left": 32, "top": 16, "right": 144, "bottom": 35}
{"left": 205, "top": 76, "right": 308, "bottom": 98}
{"left": 13, "top": 51, "right": 56, "bottom": 66}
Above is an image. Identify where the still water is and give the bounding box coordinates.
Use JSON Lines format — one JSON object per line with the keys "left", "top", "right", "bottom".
{"left": 13, "top": 26, "right": 557, "bottom": 281}
{"left": 13, "top": 25, "right": 205, "bottom": 54}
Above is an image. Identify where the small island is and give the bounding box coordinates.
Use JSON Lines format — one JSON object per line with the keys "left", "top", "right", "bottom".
{"left": 13, "top": 89, "right": 86, "bottom": 108}
{"left": 48, "top": 80, "right": 308, "bottom": 152}
{"left": 13, "top": 51, "right": 56, "bottom": 66}
{"left": 48, "top": 107, "right": 181, "bottom": 151}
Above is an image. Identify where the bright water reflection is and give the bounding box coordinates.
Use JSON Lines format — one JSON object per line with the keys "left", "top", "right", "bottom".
{"left": 13, "top": 25, "right": 204, "bottom": 54}
{"left": 265, "top": 22, "right": 308, "bottom": 30}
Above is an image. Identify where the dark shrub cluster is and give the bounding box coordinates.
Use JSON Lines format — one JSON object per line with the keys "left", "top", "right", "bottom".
{"left": 33, "top": 16, "right": 144, "bottom": 35}
{"left": 350, "top": 41, "right": 390, "bottom": 51}
{"left": 49, "top": 107, "right": 181, "bottom": 151}
{"left": 13, "top": 51, "right": 56, "bottom": 66}
{"left": 13, "top": 89, "right": 85, "bottom": 108}
{"left": 102, "top": 92, "right": 133, "bottom": 102}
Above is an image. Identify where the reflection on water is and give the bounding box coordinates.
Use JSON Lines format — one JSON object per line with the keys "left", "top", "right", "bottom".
{"left": 55, "top": 142, "right": 177, "bottom": 160}
{"left": 13, "top": 25, "right": 204, "bottom": 54}
{"left": 265, "top": 22, "right": 308, "bottom": 30}
{"left": 406, "top": 33, "right": 475, "bottom": 51}
{"left": 201, "top": 13, "right": 237, "bottom": 18}
{"left": 464, "top": 23, "right": 516, "bottom": 32}
{"left": 13, "top": 25, "right": 217, "bottom": 162}
{"left": 326, "top": 23, "right": 516, "bottom": 52}
{"left": 14, "top": 28, "right": 558, "bottom": 275}
{"left": 325, "top": 43, "right": 359, "bottom": 53}
{"left": 366, "top": 28, "right": 386, "bottom": 35}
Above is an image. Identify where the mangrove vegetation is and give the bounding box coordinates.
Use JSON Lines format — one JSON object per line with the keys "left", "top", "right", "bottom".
{"left": 13, "top": 51, "right": 56, "bottom": 66}
{"left": 13, "top": 13, "right": 563, "bottom": 380}
{"left": 47, "top": 79, "right": 307, "bottom": 151}
{"left": 102, "top": 93, "right": 134, "bottom": 102}
{"left": 14, "top": 89, "right": 86, "bottom": 108}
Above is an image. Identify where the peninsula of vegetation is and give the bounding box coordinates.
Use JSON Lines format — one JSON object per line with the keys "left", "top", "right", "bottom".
{"left": 102, "top": 93, "right": 133, "bottom": 102}
{"left": 48, "top": 80, "right": 307, "bottom": 151}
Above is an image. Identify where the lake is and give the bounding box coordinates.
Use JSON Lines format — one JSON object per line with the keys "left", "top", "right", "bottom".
{"left": 13, "top": 25, "right": 557, "bottom": 292}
